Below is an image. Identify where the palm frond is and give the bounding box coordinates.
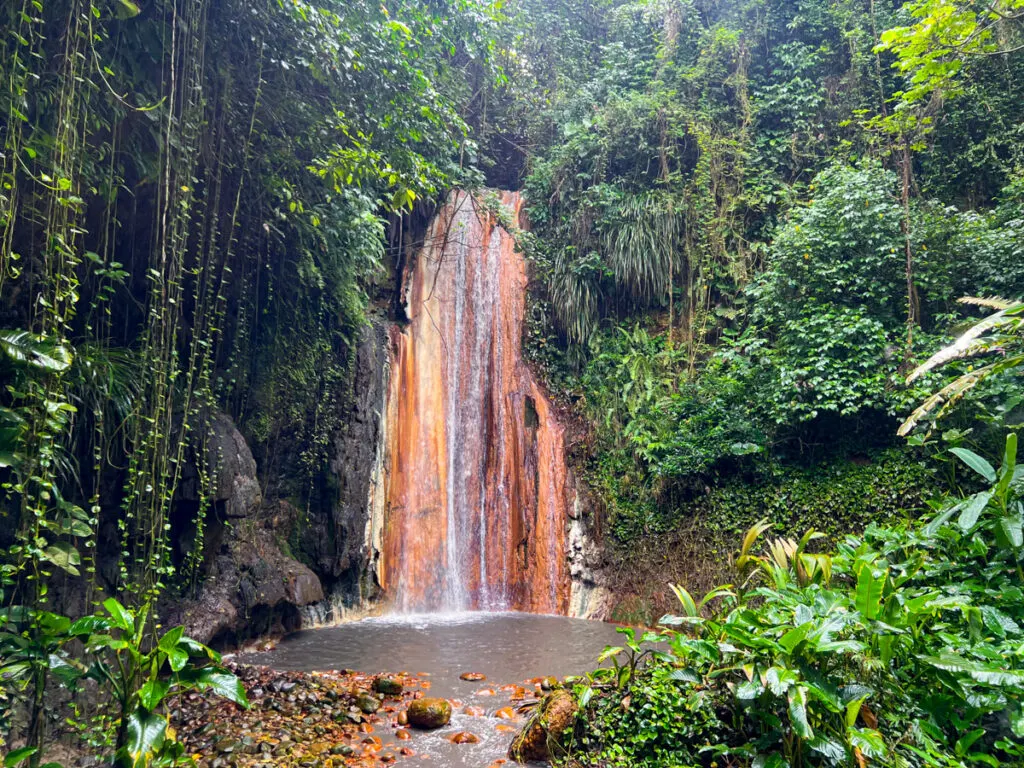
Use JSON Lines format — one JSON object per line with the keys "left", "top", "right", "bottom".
{"left": 957, "top": 296, "right": 1015, "bottom": 310}
{"left": 599, "top": 191, "right": 680, "bottom": 303}
{"left": 906, "top": 300, "right": 1024, "bottom": 383}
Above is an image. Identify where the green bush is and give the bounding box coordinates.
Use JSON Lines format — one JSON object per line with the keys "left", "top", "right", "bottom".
{"left": 571, "top": 434, "right": 1024, "bottom": 768}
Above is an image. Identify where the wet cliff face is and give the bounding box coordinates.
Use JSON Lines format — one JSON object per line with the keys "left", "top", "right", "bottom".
{"left": 300, "top": 320, "right": 390, "bottom": 608}
{"left": 381, "top": 191, "right": 571, "bottom": 614}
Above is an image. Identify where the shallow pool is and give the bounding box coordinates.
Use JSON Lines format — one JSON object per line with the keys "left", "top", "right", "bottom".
{"left": 236, "top": 612, "right": 623, "bottom": 766}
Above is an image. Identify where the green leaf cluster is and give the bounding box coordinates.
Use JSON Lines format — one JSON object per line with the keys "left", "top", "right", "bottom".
{"left": 573, "top": 433, "right": 1024, "bottom": 768}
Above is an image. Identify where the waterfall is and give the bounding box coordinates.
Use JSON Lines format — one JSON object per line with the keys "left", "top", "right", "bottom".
{"left": 381, "top": 191, "right": 570, "bottom": 614}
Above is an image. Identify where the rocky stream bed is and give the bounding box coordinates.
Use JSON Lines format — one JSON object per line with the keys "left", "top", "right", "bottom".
{"left": 176, "top": 662, "right": 568, "bottom": 768}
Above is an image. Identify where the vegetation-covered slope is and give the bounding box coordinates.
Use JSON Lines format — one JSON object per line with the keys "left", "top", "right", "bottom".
{"left": 501, "top": 0, "right": 1024, "bottom": 613}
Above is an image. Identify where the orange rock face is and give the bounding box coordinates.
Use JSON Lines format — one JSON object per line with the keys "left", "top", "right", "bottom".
{"left": 382, "top": 191, "right": 571, "bottom": 614}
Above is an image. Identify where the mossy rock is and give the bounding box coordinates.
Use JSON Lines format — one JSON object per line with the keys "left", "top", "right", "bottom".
{"left": 372, "top": 675, "right": 403, "bottom": 696}
{"left": 509, "top": 690, "right": 577, "bottom": 762}
{"left": 355, "top": 694, "right": 381, "bottom": 714}
{"left": 406, "top": 698, "right": 452, "bottom": 729}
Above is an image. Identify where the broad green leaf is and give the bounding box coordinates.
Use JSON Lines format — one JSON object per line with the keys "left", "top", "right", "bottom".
{"left": 669, "top": 583, "right": 697, "bottom": 617}
{"left": 855, "top": 564, "right": 885, "bottom": 620}
{"left": 658, "top": 614, "right": 703, "bottom": 627}
{"left": 42, "top": 542, "right": 81, "bottom": 576}
{"left": 166, "top": 647, "right": 188, "bottom": 672}
{"left": 197, "top": 671, "right": 249, "bottom": 707}
{"left": 849, "top": 727, "right": 886, "bottom": 759}
{"left": 779, "top": 623, "right": 810, "bottom": 653}
{"left": 114, "top": 0, "right": 141, "bottom": 19}
{"left": 0, "top": 661, "right": 32, "bottom": 680}
{"left": 997, "top": 433, "right": 1019, "bottom": 499}
{"left": 958, "top": 490, "right": 992, "bottom": 532}
{"left": 981, "top": 606, "right": 1020, "bottom": 637}
{"left": 178, "top": 636, "right": 219, "bottom": 661}
{"left": 121, "top": 709, "right": 167, "bottom": 764}
{"left": 924, "top": 499, "right": 963, "bottom": 536}
{"left": 158, "top": 626, "right": 184, "bottom": 653}
{"left": 68, "top": 615, "right": 112, "bottom": 635}
{"left": 1011, "top": 705, "right": 1024, "bottom": 738}
{"left": 667, "top": 668, "right": 700, "bottom": 683}
{"left": 47, "top": 653, "right": 83, "bottom": 686}
{"left": 103, "top": 598, "right": 134, "bottom": 633}
{"left": 766, "top": 667, "right": 798, "bottom": 695}
{"left": 4, "top": 747, "right": 37, "bottom": 767}
{"left": 955, "top": 728, "right": 985, "bottom": 757}
{"left": 845, "top": 697, "right": 865, "bottom": 729}
{"left": 921, "top": 654, "right": 1024, "bottom": 685}
{"left": 138, "top": 679, "right": 169, "bottom": 711}
{"left": 0, "top": 330, "right": 72, "bottom": 372}
{"left": 736, "top": 680, "right": 764, "bottom": 700}
{"left": 807, "top": 734, "right": 844, "bottom": 761}
{"left": 579, "top": 686, "right": 594, "bottom": 707}
{"left": 998, "top": 512, "right": 1024, "bottom": 550}
{"left": 950, "top": 447, "right": 997, "bottom": 482}
{"left": 787, "top": 686, "right": 813, "bottom": 739}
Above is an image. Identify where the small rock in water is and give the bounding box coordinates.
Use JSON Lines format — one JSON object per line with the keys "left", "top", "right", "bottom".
{"left": 448, "top": 731, "right": 480, "bottom": 744}
{"left": 356, "top": 694, "right": 381, "bottom": 714}
{"left": 373, "top": 675, "right": 403, "bottom": 696}
{"left": 396, "top": 729, "right": 411, "bottom": 741}
{"left": 495, "top": 707, "right": 517, "bottom": 720}
{"left": 406, "top": 698, "right": 452, "bottom": 729}
{"left": 459, "top": 672, "right": 486, "bottom": 682}
{"left": 464, "top": 705, "right": 486, "bottom": 717}
{"left": 540, "top": 676, "right": 559, "bottom": 691}
{"left": 396, "top": 710, "right": 408, "bottom": 726}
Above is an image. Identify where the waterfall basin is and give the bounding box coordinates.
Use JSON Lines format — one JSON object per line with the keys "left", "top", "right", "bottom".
{"left": 235, "top": 612, "right": 625, "bottom": 766}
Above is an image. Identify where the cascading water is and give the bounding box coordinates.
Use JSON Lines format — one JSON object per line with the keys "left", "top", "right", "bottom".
{"left": 381, "top": 190, "right": 570, "bottom": 614}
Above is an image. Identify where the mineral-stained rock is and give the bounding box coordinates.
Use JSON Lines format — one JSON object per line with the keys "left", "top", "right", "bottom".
{"left": 448, "top": 731, "right": 480, "bottom": 744}
{"left": 459, "top": 672, "right": 486, "bottom": 681}
{"left": 509, "top": 690, "right": 578, "bottom": 763}
{"left": 372, "top": 675, "right": 403, "bottom": 696}
{"left": 406, "top": 698, "right": 452, "bottom": 729}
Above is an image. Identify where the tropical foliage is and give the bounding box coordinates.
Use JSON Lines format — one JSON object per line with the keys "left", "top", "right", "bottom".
{"left": 1, "top": 0, "right": 1024, "bottom": 764}
{"left": 516, "top": 0, "right": 1024, "bottom": 579}
{"left": 573, "top": 434, "right": 1024, "bottom": 768}
{"left": 0, "top": 0, "right": 502, "bottom": 762}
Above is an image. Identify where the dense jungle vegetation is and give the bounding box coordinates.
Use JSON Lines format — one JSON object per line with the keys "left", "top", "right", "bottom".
{"left": 514, "top": 0, "right": 1024, "bottom": 602}
{"left": 1, "top": 0, "right": 1023, "bottom": 766}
